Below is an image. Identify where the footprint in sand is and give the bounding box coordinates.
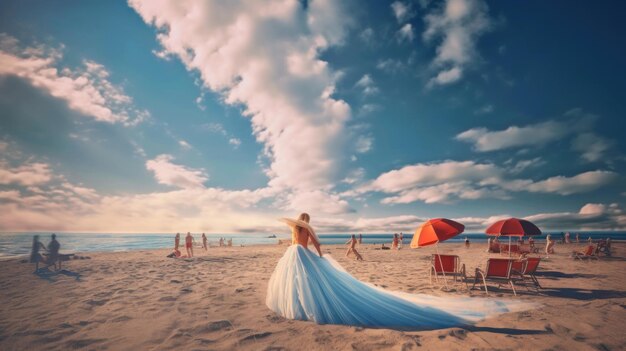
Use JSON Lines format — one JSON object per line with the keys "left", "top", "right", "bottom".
{"left": 85, "top": 299, "right": 109, "bottom": 307}
{"left": 205, "top": 320, "right": 233, "bottom": 332}
{"left": 239, "top": 331, "right": 272, "bottom": 342}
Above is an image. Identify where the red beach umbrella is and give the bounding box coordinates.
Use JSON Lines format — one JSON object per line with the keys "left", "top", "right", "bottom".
{"left": 411, "top": 218, "right": 465, "bottom": 248}
{"left": 411, "top": 218, "right": 465, "bottom": 289}
{"left": 486, "top": 218, "right": 541, "bottom": 256}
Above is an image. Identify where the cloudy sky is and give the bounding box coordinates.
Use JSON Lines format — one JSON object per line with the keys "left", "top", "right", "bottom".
{"left": 1, "top": 0, "right": 625, "bottom": 233}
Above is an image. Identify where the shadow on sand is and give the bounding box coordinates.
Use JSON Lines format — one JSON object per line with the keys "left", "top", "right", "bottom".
{"left": 466, "top": 326, "right": 549, "bottom": 335}
{"left": 537, "top": 287, "right": 626, "bottom": 300}
{"left": 34, "top": 268, "right": 81, "bottom": 282}
{"left": 535, "top": 271, "right": 607, "bottom": 279}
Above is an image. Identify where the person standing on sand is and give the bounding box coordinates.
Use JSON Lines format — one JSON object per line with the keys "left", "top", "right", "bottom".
{"left": 576, "top": 233, "right": 580, "bottom": 243}
{"left": 45, "top": 234, "right": 60, "bottom": 270}
{"left": 399, "top": 232, "right": 404, "bottom": 249}
{"left": 345, "top": 234, "right": 363, "bottom": 260}
{"left": 202, "top": 233, "right": 208, "bottom": 251}
{"left": 30, "top": 235, "right": 47, "bottom": 272}
{"left": 464, "top": 237, "right": 470, "bottom": 248}
{"left": 175, "top": 233, "right": 180, "bottom": 250}
{"left": 545, "top": 234, "right": 555, "bottom": 257}
{"left": 185, "top": 232, "right": 195, "bottom": 257}
{"left": 266, "top": 212, "right": 533, "bottom": 329}
{"left": 392, "top": 233, "right": 399, "bottom": 250}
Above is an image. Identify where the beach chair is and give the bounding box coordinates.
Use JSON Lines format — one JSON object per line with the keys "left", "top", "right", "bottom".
{"left": 500, "top": 244, "right": 520, "bottom": 256}
{"left": 573, "top": 245, "right": 598, "bottom": 260}
{"left": 512, "top": 257, "right": 542, "bottom": 290}
{"left": 472, "top": 258, "right": 517, "bottom": 296}
{"left": 430, "top": 254, "right": 468, "bottom": 289}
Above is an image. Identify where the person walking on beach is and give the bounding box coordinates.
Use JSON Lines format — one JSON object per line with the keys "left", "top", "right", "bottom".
{"left": 399, "top": 232, "right": 404, "bottom": 249}
{"left": 545, "top": 234, "right": 555, "bottom": 257}
{"left": 575, "top": 233, "right": 580, "bottom": 243}
{"left": 30, "top": 235, "right": 47, "bottom": 272}
{"left": 392, "top": 233, "right": 399, "bottom": 250}
{"left": 202, "top": 233, "right": 208, "bottom": 251}
{"left": 219, "top": 237, "right": 224, "bottom": 247}
{"left": 345, "top": 234, "right": 363, "bottom": 260}
{"left": 175, "top": 233, "right": 180, "bottom": 250}
{"left": 185, "top": 232, "right": 195, "bottom": 257}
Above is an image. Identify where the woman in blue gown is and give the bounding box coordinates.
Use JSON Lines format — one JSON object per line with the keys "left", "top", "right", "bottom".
{"left": 266, "top": 213, "right": 533, "bottom": 330}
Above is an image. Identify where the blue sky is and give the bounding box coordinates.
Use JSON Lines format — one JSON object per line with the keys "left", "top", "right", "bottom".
{"left": 0, "top": 0, "right": 625, "bottom": 233}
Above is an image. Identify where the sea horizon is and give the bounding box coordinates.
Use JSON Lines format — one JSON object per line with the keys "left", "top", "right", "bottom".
{"left": 2, "top": 230, "right": 624, "bottom": 259}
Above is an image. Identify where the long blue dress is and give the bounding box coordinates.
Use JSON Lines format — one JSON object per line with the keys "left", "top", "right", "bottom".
{"left": 266, "top": 245, "right": 533, "bottom": 330}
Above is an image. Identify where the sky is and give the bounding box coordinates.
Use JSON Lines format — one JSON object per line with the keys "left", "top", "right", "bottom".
{"left": 1, "top": 0, "right": 625, "bottom": 233}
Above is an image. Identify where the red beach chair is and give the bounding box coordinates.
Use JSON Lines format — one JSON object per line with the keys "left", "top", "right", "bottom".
{"left": 472, "top": 258, "right": 517, "bottom": 296}
{"left": 512, "top": 257, "right": 542, "bottom": 290}
{"left": 573, "top": 245, "right": 598, "bottom": 260}
{"left": 430, "top": 254, "right": 467, "bottom": 289}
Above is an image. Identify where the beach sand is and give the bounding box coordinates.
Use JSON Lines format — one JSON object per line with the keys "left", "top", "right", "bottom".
{"left": 1, "top": 242, "right": 625, "bottom": 350}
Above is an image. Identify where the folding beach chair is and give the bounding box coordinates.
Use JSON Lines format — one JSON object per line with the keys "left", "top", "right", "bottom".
{"left": 430, "top": 254, "right": 468, "bottom": 289}
{"left": 573, "top": 245, "right": 598, "bottom": 260}
{"left": 512, "top": 257, "right": 542, "bottom": 290}
{"left": 472, "top": 258, "right": 517, "bottom": 296}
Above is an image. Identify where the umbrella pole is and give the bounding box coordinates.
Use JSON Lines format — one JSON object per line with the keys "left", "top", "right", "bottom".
{"left": 436, "top": 243, "right": 449, "bottom": 289}
{"left": 509, "top": 236, "right": 512, "bottom": 258}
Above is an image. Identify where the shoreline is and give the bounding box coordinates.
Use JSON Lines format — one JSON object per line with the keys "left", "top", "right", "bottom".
{"left": 2, "top": 238, "right": 624, "bottom": 261}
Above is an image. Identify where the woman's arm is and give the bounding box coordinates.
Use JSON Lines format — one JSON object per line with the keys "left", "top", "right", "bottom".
{"left": 310, "top": 232, "right": 323, "bottom": 257}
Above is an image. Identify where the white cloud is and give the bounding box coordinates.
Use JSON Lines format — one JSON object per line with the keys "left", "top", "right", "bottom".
{"left": 397, "top": 23, "right": 415, "bottom": 43}
{"left": 0, "top": 161, "right": 53, "bottom": 186}
{"left": 524, "top": 203, "right": 626, "bottom": 231}
{"left": 391, "top": 2, "right": 415, "bottom": 23}
{"left": 507, "top": 157, "right": 545, "bottom": 174}
{"left": 571, "top": 133, "right": 613, "bottom": 162}
{"left": 178, "top": 140, "right": 192, "bottom": 150}
{"left": 357, "top": 160, "right": 619, "bottom": 205}
{"left": 202, "top": 122, "right": 228, "bottom": 136}
{"left": 428, "top": 66, "right": 462, "bottom": 86}
{"left": 359, "top": 27, "right": 374, "bottom": 44}
{"left": 145, "top": 154, "right": 208, "bottom": 189}
{"left": 364, "top": 160, "right": 501, "bottom": 194}
{"left": 355, "top": 135, "right": 373, "bottom": 153}
{"left": 358, "top": 103, "right": 381, "bottom": 116}
{"left": 355, "top": 74, "right": 379, "bottom": 95}
{"left": 130, "top": 0, "right": 354, "bottom": 205}
{"left": 455, "top": 120, "right": 572, "bottom": 152}
{"left": 524, "top": 171, "right": 618, "bottom": 195}
{"left": 342, "top": 168, "right": 365, "bottom": 185}
{"left": 0, "top": 34, "right": 149, "bottom": 126}
{"left": 229, "top": 138, "right": 242, "bottom": 149}
{"left": 422, "top": 0, "right": 492, "bottom": 86}
{"left": 376, "top": 58, "right": 406, "bottom": 74}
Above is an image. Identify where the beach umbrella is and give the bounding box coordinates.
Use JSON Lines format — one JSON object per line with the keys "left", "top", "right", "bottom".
{"left": 485, "top": 218, "right": 541, "bottom": 257}
{"left": 411, "top": 218, "right": 465, "bottom": 288}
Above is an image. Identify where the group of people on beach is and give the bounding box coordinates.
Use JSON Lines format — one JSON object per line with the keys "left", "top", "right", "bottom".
{"left": 167, "top": 232, "right": 233, "bottom": 258}
{"left": 30, "top": 234, "right": 61, "bottom": 272}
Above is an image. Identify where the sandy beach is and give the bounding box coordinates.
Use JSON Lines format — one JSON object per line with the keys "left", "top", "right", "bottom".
{"left": 1, "top": 242, "right": 625, "bottom": 351}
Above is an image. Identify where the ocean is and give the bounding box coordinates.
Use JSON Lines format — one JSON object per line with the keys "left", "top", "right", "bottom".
{"left": 1, "top": 231, "right": 624, "bottom": 259}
